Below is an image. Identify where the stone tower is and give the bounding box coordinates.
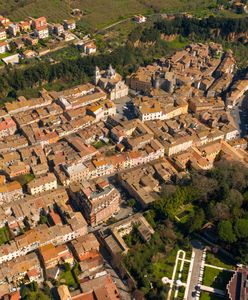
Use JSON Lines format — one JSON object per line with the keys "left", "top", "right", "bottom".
{"left": 94, "top": 66, "right": 101, "bottom": 85}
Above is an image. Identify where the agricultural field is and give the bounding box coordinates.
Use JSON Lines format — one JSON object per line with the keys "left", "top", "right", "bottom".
{"left": 0, "top": 0, "right": 219, "bottom": 30}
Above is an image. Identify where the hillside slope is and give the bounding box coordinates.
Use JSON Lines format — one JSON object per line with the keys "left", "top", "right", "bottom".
{"left": 0, "top": 0, "right": 217, "bottom": 28}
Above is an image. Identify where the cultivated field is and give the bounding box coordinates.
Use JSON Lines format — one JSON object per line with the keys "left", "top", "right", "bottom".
{"left": 0, "top": 0, "right": 217, "bottom": 28}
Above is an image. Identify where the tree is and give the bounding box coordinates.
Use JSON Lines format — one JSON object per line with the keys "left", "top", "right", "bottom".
{"left": 133, "top": 289, "right": 145, "bottom": 300}
{"left": 63, "top": 263, "right": 70, "bottom": 272}
{"left": 30, "top": 281, "right": 38, "bottom": 292}
{"left": 127, "top": 198, "right": 136, "bottom": 207}
{"left": 218, "top": 220, "right": 237, "bottom": 243}
{"left": 210, "top": 201, "right": 230, "bottom": 221}
{"left": 39, "top": 215, "right": 48, "bottom": 224}
{"left": 20, "top": 285, "right": 30, "bottom": 299}
{"left": 237, "top": 240, "right": 248, "bottom": 264}
{"left": 235, "top": 219, "right": 248, "bottom": 239}
{"left": 186, "top": 208, "right": 206, "bottom": 233}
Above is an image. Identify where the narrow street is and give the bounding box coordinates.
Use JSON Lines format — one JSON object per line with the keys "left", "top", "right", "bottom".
{"left": 186, "top": 241, "right": 204, "bottom": 300}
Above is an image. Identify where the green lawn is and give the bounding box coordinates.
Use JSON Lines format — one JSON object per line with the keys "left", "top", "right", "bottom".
{"left": 180, "top": 261, "right": 190, "bottom": 283}
{"left": 59, "top": 269, "right": 78, "bottom": 288}
{"left": 48, "top": 45, "right": 81, "bottom": 61}
{"left": 200, "top": 292, "right": 224, "bottom": 300}
{"left": 150, "top": 247, "right": 179, "bottom": 281}
{"left": 175, "top": 204, "right": 194, "bottom": 224}
{"left": 150, "top": 246, "right": 192, "bottom": 282}
{"left": 152, "top": 257, "right": 174, "bottom": 281}
{"left": 177, "top": 286, "right": 185, "bottom": 300}
{"left": 93, "top": 140, "right": 106, "bottom": 149}
{"left": 205, "top": 252, "right": 235, "bottom": 270}
{"left": 0, "top": 226, "right": 11, "bottom": 245}
{"left": 27, "top": 291, "right": 51, "bottom": 300}
{"left": 14, "top": 173, "right": 35, "bottom": 186}
{"left": 0, "top": 52, "right": 14, "bottom": 59}
{"left": 164, "top": 36, "right": 190, "bottom": 52}
{"left": 203, "top": 267, "right": 233, "bottom": 290}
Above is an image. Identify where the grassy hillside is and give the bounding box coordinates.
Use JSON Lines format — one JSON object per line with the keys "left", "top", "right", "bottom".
{"left": 0, "top": 0, "right": 70, "bottom": 22}
{"left": 0, "top": 0, "right": 218, "bottom": 28}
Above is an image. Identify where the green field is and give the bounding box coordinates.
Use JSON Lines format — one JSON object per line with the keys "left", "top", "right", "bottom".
{"left": 200, "top": 292, "right": 225, "bottom": 300}
{"left": 14, "top": 173, "right": 35, "bottom": 186}
{"left": 0, "top": 0, "right": 219, "bottom": 29}
{"left": 205, "top": 252, "right": 235, "bottom": 270}
{"left": 0, "top": 226, "right": 11, "bottom": 245}
{"left": 203, "top": 267, "right": 233, "bottom": 290}
{"left": 59, "top": 269, "right": 77, "bottom": 288}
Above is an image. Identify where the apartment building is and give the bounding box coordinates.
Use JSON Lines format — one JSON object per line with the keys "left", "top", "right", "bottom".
{"left": 8, "top": 23, "right": 20, "bottom": 37}
{"left": 102, "top": 213, "right": 155, "bottom": 257}
{"left": 164, "top": 135, "right": 194, "bottom": 156}
{"left": 27, "top": 173, "right": 57, "bottom": 195}
{"left": 0, "top": 29, "right": 6, "bottom": 40}
{"left": 79, "top": 274, "right": 120, "bottom": 300}
{"left": 227, "top": 265, "right": 248, "bottom": 300}
{"left": 39, "top": 243, "right": 73, "bottom": 270}
{"left": 49, "top": 23, "right": 64, "bottom": 36}
{"left": 0, "top": 213, "right": 87, "bottom": 264}
{"left": 86, "top": 99, "right": 116, "bottom": 122}
{"left": 0, "top": 252, "right": 43, "bottom": 294}
{"left": 0, "top": 118, "right": 16, "bottom": 139}
{"left": 127, "top": 65, "right": 157, "bottom": 93}
{"left": 0, "top": 181, "right": 23, "bottom": 204}
{"left": 19, "top": 20, "right": 31, "bottom": 32}
{"left": 75, "top": 179, "right": 121, "bottom": 226}
{"left": 70, "top": 233, "right": 100, "bottom": 262}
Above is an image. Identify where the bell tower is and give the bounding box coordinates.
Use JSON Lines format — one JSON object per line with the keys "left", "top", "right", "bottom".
{"left": 94, "top": 66, "right": 101, "bottom": 85}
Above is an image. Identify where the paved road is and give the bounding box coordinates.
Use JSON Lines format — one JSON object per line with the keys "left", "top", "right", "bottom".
{"left": 187, "top": 242, "right": 204, "bottom": 300}
{"left": 231, "top": 94, "right": 248, "bottom": 137}
{"left": 114, "top": 96, "right": 136, "bottom": 121}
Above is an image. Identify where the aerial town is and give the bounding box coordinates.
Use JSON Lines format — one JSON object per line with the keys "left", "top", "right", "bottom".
{"left": 0, "top": 15, "right": 97, "bottom": 65}
{"left": 0, "top": 15, "right": 247, "bottom": 299}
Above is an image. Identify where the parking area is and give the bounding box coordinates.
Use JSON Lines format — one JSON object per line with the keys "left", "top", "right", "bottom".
{"left": 231, "top": 94, "right": 248, "bottom": 137}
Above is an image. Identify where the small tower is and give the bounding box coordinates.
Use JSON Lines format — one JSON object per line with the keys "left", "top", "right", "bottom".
{"left": 94, "top": 66, "right": 101, "bottom": 85}
{"left": 107, "top": 64, "right": 116, "bottom": 79}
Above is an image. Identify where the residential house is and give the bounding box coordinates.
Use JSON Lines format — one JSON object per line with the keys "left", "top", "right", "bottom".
{"left": 34, "top": 26, "right": 49, "bottom": 39}
{"left": 83, "top": 41, "right": 97, "bottom": 55}
{"left": 0, "top": 42, "right": 9, "bottom": 54}
{"left": 31, "top": 17, "right": 47, "bottom": 29}
{"left": 134, "top": 15, "right": 147, "bottom": 23}
{"left": 0, "top": 29, "right": 6, "bottom": 40}
{"left": 8, "top": 23, "right": 20, "bottom": 37}
{"left": 63, "top": 19, "right": 76, "bottom": 30}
